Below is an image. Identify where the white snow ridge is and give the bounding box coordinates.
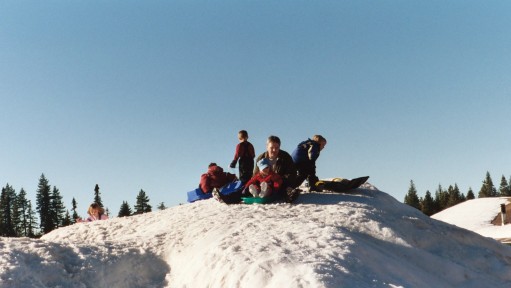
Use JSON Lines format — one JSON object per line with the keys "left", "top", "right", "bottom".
{"left": 1, "top": 182, "right": 511, "bottom": 287}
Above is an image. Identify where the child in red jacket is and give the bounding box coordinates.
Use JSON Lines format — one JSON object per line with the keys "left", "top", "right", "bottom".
{"left": 229, "top": 130, "right": 255, "bottom": 184}
{"left": 244, "top": 158, "right": 282, "bottom": 198}
{"left": 200, "top": 163, "right": 237, "bottom": 193}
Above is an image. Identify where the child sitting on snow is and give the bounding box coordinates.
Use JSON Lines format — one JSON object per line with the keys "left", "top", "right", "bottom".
{"left": 200, "top": 163, "right": 238, "bottom": 194}
{"left": 244, "top": 158, "right": 283, "bottom": 198}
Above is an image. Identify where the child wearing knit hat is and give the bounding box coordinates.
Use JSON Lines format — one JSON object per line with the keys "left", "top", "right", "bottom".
{"left": 244, "top": 158, "right": 283, "bottom": 198}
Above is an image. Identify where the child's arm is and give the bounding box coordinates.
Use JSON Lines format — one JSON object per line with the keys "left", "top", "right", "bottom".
{"left": 230, "top": 143, "right": 241, "bottom": 168}
{"left": 244, "top": 175, "right": 258, "bottom": 189}
{"left": 248, "top": 142, "right": 255, "bottom": 158}
{"left": 242, "top": 174, "right": 262, "bottom": 194}
{"left": 200, "top": 174, "right": 211, "bottom": 193}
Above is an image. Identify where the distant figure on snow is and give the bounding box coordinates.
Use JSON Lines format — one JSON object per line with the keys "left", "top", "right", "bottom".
{"left": 200, "top": 163, "right": 238, "bottom": 194}
{"left": 291, "top": 135, "right": 327, "bottom": 191}
{"left": 77, "top": 203, "right": 109, "bottom": 222}
{"left": 229, "top": 130, "right": 255, "bottom": 184}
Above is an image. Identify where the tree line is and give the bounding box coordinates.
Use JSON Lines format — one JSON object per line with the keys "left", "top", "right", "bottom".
{"left": 404, "top": 171, "right": 511, "bottom": 216}
{"left": 0, "top": 173, "right": 164, "bottom": 238}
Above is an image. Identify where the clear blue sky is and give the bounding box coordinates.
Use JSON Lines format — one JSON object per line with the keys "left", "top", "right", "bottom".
{"left": 2, "top": 1, "right": 511, "bottom": 215}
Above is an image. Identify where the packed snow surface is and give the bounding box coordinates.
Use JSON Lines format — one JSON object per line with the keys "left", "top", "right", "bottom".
{"left": 1, "top": 183, "right": 511, "bottom": 287}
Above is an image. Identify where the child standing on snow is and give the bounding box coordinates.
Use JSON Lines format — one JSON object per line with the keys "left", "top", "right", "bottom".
{"left": 244, "top": 158, "right": 283, "bottom": 198}
{"left": 229, "top": 130, "right": 255, "bottom": 184}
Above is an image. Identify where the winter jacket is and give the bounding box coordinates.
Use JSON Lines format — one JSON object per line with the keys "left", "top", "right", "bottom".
{"left": 200, "top": 165, "right": 237, "bottom": 193}
{"left": 291, "top": 139, "right": 321, "bottom": 164}
{"left": 244, "top": 170, "right": 283, "bottom": 193}
{"left": 254, "top": 150, "right": 297, "bottom": 188}
{"left": 233, "top": 141, "right": 255, "bottom": 162}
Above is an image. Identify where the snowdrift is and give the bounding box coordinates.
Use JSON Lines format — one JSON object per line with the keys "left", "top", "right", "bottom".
{"left": 432, "top": 197, "right": 511, "bottom": 241}
{"left": 1, "top": 183, "right": 511, "bottom": 287}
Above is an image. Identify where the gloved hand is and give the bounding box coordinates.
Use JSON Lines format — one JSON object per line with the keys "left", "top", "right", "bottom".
{"left": 229, "top": 160, "right": 237, "bottom": 168}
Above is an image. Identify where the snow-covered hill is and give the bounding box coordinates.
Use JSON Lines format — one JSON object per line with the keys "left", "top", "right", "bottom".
{"left": 432, "top": 197, "right": 511, "bottom": 241}
{"left": 1, "top": 183, "right": 511, "bottom": 287}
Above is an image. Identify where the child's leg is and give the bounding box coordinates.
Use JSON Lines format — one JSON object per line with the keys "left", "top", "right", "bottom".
{"left": 249, "top": 184, "right": 259, "bottom": 197}
{"left": 259, "top": 182, "right": 268, "bottom": 197}
{"left": 239, "top": 158, "right": 254, "bottom": 184}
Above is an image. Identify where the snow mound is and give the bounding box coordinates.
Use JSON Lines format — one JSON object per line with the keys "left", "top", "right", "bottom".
{"left": 432, "top": 197, "right": 511, "bottom": 240}
{"left": 1, "top": 183, "right": 511, "bottom": 287}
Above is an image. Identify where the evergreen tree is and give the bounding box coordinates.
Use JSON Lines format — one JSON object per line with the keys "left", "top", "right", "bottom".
{"left": 71, "top": 198, "right": 79, "bottom": 223}
{"left": 157, "top": 202, "right": 166, "bottom": 210}
{"left": 11, "top": 190, "right": 21, "bottom": 237}
{"left": 16, "top": 188, "right": 31, "bottom": 237}
{"left": 118, "top": 201, "right": 132, "bottom": 217}
{"left": 499, "top": 175, "right": 510, "bottom": 197}
{"left": 466, "top": 187, "right": 475, "bottom": 200}
{"left": 447, "top": 184, "right": 462, "bottom": 208}
{"left": 134, "top": 189, "right": 152, "bottom": 215}
{"left": 420, "top": 190, "right": 435, "bottom": 216}
{"left": 50, "top": 186, "right": 66, "bottom": 228}
{"left": 404, "top": 180, "right": 421, "bottom": 210}
{"left": 62, "top": 211, "right": 72, "bottom": 227}
{"left": 478, "top": 171, "right": 496, "bottom": 198}
{"left": 460, "top": 192, "right": 466, "bottom": 202}
{"left": 36, "top": 174, "right": 55, "bottom": 234}
{"left": 0, "top": 184, "right": 17, "bottom": 237}
{"left": 94, "top": 184, "right": 103, "bottom": 207}
{"left": 26, "top": 200, "right": 38, "bottom": 237}
{"left": 434, "top": 184, "right": 449, "bottom": 212}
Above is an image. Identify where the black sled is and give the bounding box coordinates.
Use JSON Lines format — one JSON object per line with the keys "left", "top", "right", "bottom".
{"left": 315, "top": 176, "right": 369, "bottom": 193}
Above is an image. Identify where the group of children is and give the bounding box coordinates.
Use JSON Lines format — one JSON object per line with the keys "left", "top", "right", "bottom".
{"left": 231, "top": 130, "right": 283, "bottom": 198}
{"left": 76, "top": 131, "right": 326, "bottom": 222}
{"left": 200, "top": 130, "right": 327, "bottom": 203}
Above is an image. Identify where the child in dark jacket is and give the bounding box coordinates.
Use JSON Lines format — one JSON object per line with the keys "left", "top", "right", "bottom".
{"left": 244, "top": 158, "right": 283, "bottom": 198}
{"left": 230, "top": 130, "right": 255, "bottom": 184}
{"left": 200, "top": 163, "right": 237, "bottom": 193}
{"left": 291, "top": 135, "right": 327, "bottom": 191}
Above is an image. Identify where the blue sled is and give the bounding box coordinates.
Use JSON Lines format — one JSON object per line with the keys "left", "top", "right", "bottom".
{"left": 187, "top": 181, "right": 243, "bottom": 203}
